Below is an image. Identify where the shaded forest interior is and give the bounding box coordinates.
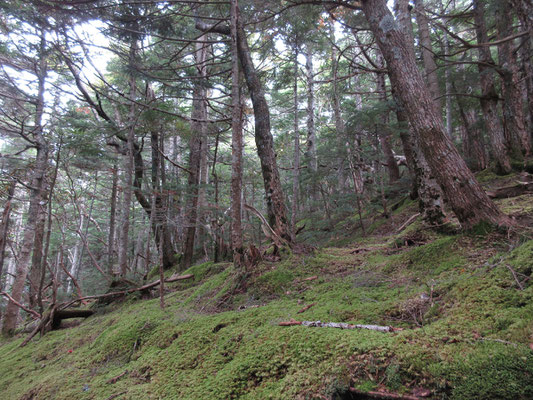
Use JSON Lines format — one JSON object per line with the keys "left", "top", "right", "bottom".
{"left": 0, "top": 0, "right": 533, "bottom": 398}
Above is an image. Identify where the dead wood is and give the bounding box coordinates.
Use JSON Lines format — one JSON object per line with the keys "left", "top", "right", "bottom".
{"left": 297, "top": 275, "right": 318, "bottom": 283}
{"left": 0, "top": 291, "right": 41, "bottom": 319}
{"left": 104, "top": 392, "right": 127, "bottom": 400}
{"left": 397, "top": 213, "right": 421, "bottom": 233}
{"left": 297, "top": 303, "right": 316, "bottom": 314}
{"left": 349, "top": 387, "right": 426, "bottom": 399}
{"left": 486, "top": 182, "right": 533, "bottom": 199}
{"left": 278, "top": 319, "right": 402, "bottom": 332}
{"left": 107, "top": 370, "right": 128, "bottom": 384}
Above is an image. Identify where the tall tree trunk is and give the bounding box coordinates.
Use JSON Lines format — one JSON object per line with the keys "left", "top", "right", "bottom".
{"left": 28, "top": 193, "right": 47, "bottom": 308}
{"left": 473, "top": 0, "right": 512, "bottom": 174}
{"left": 362, "top": 0, "right": 511, "bottom": 228}
{"left": 0, "top": 179, "right": 16, "bottom": 324}
{"left": 496, "top": 0, "right": 531, "bottom": 159}
{"left": 376, "top": 53, "right": 400, "bottom": 182}
{"left": 108, "top": 162, "right": 118, "bottom": 273}
{"left": 117, "top": 37, "right": 139, "bottom": 277}
{"left": 236, "top": 17, "right": 291, "bottom": 243}
{"left": 414, "top": 0, "right": 442, "bottom": 114}
{"left": 2, "top": 32, "right": 49, "bottom": 335}
{"left": 392, "top": 0, "right": 446, "bottom": 224}
{"left": 291, "top": 46, "right": 300, "bottom": 234}
{"left": 67, "top": 213, "right": 85, "bottom": 295}
{"left": 305, "top": 46, "right": 319, "bottom": 208}
{"left": 182, "top": 36, "right": 208, "bottom": 270}
{"left": 331, "top": 30, "right": 348, "bottom": 193}
{"left": 440, "top": 0, "right": 454, "bottom": 138}
{"left": 230, "top": 0, "right": 244, "bottom": 268}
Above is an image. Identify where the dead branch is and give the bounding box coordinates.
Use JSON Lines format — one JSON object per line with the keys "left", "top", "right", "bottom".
{"left": 278, "top": 319, "right": 402, "bottom": 332}
{"left": 243, "top": 204, "right": 290, "bottom": 248}
{"left": 505, "top": 264, "right": 525, "bottom": 290}
{"left": 297, "top": 275, "right": 318, "bottom": 283}
{"left": 397, "top": 213, "right": 421, "bottom": 233}
{"left": 0, "top": 291, "right": 41, "bottom": 319}
{"left": 107, "top": 370, "right": 128, "bottom": 384}
{"left": 297, "top": 302, "right": 316, "bottom": 314}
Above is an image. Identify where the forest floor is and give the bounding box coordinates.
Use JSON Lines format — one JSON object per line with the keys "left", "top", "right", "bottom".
{"left": 1, "top": 171, "right": 532, "bottom": 400}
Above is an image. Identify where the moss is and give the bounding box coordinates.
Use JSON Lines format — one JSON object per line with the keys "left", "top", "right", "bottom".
{"left": 2, "top": 204, "right": 533, "bottom": 399}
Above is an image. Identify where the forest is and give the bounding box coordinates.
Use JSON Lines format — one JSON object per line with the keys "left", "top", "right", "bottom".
{"left": 0, "top": 0, "right": 532, "bottom": 399}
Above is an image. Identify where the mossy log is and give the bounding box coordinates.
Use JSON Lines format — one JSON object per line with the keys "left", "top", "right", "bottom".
{"left": 486, "top": 182, "right": 533, "bottom": 199}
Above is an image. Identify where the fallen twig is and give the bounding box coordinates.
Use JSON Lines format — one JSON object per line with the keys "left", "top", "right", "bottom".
{"left": 278, "top": 319, "right": 402, "bottom": 332}
{"left": 107, "top": 370, "right": 128, "bottom": 384}
{"left": 505, "top": 264, "right": 525, "bottom": 290}
{"left": 105, "top": 392, "right": 127, "bottom": 400}
{"left": 297, "top": 303, "right": 316, "bottom": 314}
{"left": 297, "top": 275, "right": 318, "bottom": 283}
{"left": 396, "top": 213, "right": 421, "bottom": 233}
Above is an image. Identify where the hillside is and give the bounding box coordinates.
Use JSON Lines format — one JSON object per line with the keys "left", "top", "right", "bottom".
{"left": 1, "top": 173, "right": 532, "bottom": 400}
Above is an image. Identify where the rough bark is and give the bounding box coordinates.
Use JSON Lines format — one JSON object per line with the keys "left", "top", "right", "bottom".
{"left": 391, "top": 0, "right": 446, "bottom": 224}
{"left": 362, "top": 0, "right": 511, "bottom": 228}
{"left": 473, "top": 0, "right": 512, "bottom": 174}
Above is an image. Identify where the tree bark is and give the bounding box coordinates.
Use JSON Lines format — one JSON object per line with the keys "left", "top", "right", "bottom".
{"left": 305, "top": 46, "right": 319, "bottom": 207}
{"left": 0, "top": 179, "right": 16, "bottom": 324}
{"left": 230, "top": 0, "right": 244, "bottom": 269}
{"left": 2, "top": 31, "right": 49, "bottom": 335}
{"left": 361, "top": 0, "right": 511, "bottom": 228}
{"left": 291, "top": 46, "right": 300, "bottom": 235}
{"left": 181, "top": 35, "right": 208, "bottom": 270}
{"left": 235, "top": 17, "right": 291, "bottom": 243}
{"left": 496, "top": 0, "right": 531, "bottom": 159}
{"left": 108, "top": 162, "right": 118, "bottom": 273}
{"left": 414, "top": 0, "right": 442, "bottom": 114}
{"left": 473, "top": 0, "right": 512, "bottom": 174}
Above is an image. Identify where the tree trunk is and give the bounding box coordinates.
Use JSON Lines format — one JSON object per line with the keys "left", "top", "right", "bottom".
{"left": 376, "top": 53, "right": 400, "bottom": 183}
{"left": 236, "top": 17, "right": 291, "bottom": 243}
{"left": 414, "top": 0, "right": 442, "bottom": 114}
{"left": 391, "top": 0, "right": 446, "bottom": 224}
{"left": 496, "top": 0, "right": 531, "bottom": 159}
{"left": 230, "top": 0, "right": 244, "bottom": 268}
{"left": 108, "top": 162, "right": 118, "bottom": 273}
{"left": 361, "top": 0, "right": 511, "bottom": 228}
{"left": 473, "top": 0, "right": 512, "bottom": 174}
{"left": 2, "top": 32, "right": 49, "bottom": 335}
{"left": 455, "top": 91, "right": 487, "bottom": 171}
{"left": 305, "top": 46, "right": 319, "bottom": 208}
{"left": 0, "top": 179, "right": 16, "bottom": 324}
{"left": 440, "top": 0, "right": 454, "bottom": 139}
{"left": 291, "top": 46, "right": 300, "bottom": 235}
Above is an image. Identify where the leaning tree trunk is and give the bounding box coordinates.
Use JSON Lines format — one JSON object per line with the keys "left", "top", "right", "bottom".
{"left": 392, "top": 0, "right": 445, "bottom": 224}
{"left": 236, "top": 18, "right": 291, "bottom": 243}
{"left": 473, "top": 0, "right": 512, "bottom": 174}
{"left": 362, "top": 0, "right": 511, "bottom": 228}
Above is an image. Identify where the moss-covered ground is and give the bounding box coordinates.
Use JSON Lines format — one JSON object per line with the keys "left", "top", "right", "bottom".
{"left": 1, "top": 178, "right": 532, "bottom": 399}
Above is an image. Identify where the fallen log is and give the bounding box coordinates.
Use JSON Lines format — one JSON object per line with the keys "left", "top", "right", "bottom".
{"left": 278, "top": 319, "right": 402, "bottom": 332}
{"left": 349, "top": 387, "right": 425, "bottom": 400}
{"left": 52, "top": 309, "right": 94, "bottom": 329}
{"left": 486, "top": 182, "right": 533, "bottom": 199}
